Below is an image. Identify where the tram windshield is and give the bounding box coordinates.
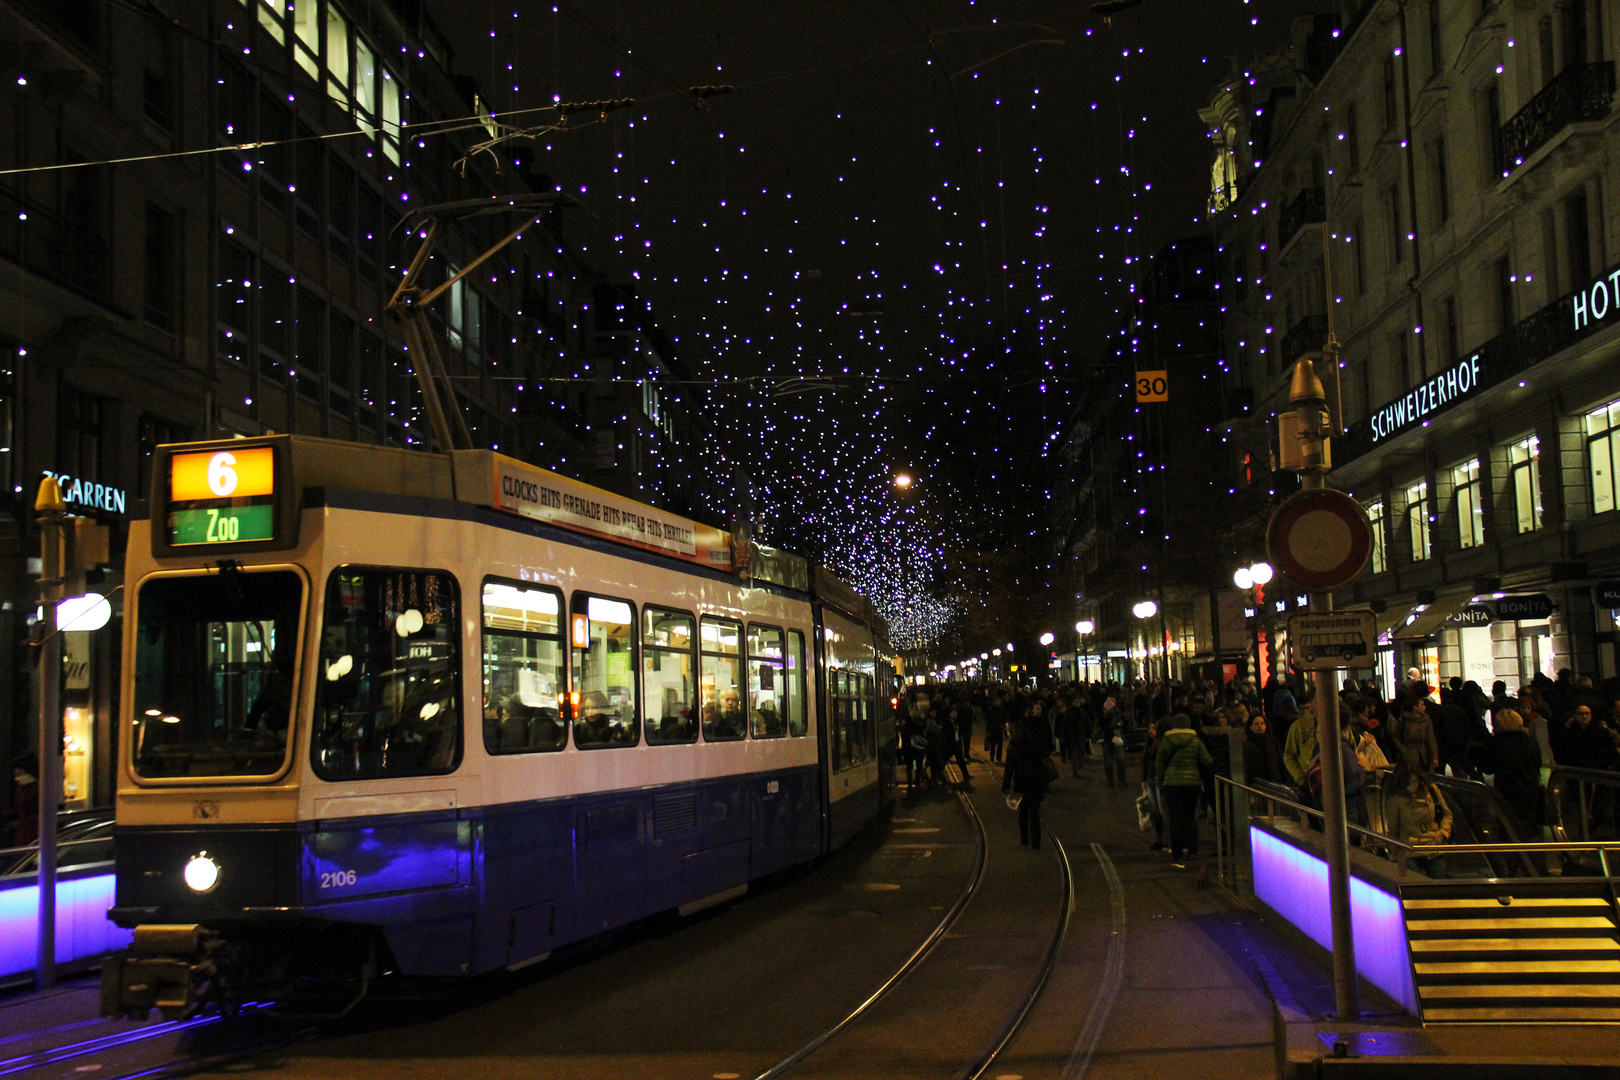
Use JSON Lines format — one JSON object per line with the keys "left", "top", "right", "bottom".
{"left": 132, "top": 569, "right": 304, "bottom": 779}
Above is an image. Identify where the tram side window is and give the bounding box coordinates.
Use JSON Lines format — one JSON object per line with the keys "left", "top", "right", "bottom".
{"left": 643, "top": 607, "right": 697, "bottom": 744}
{"left": 481, "top": 581, "right": 565, "bottom": 754}
{"left": 312, "top": 568, "right": 460, "bottom": 780}
{"left": 786, "top": 629, "right": 808, "bottom": 737}
{"left": 700, "top": 615, "right": 745, "bottom": 741}
{"left": 571, "top": 594, "right": 638, "bottom": 749}
{"left": 748, "top": 624, "right": 787, "bottom": 738}
{"left": 132, "top": 569, "right": 304, "bottom": 779}
{"left": 853, "top": 673, "right": 874, "bottom": 765}
{"left": 830, "top": 670, "right": 850, "bottom": 770}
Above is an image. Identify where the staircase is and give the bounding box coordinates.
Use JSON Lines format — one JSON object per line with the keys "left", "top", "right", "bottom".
{"left": 1404, "top": 881, "right": 1620, "bottom": 1022}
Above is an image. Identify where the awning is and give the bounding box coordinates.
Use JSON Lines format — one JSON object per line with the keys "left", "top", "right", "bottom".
{"left": 1392, "top": 591, "right": 1473, "bottom": 639}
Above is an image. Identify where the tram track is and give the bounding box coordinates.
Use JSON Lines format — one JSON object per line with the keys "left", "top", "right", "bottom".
{"left": 0, "top": 1004, "right": 315, "bottom": 1080}
{"left": 756, "top": 762, "right": 1077, "bottom": 1080}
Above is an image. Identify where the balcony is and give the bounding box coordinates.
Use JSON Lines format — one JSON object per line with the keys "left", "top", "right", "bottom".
{"left": 1280, "top": 314, "right": 1329, "bottom": 365}
{"left": 0, "top": 185, "right": 109, "bottom": 301}
{"left": 1278, "top": 187, "right": 1326, "bottom": 252}
{"left": 1494, "top": 61, "right": 1616, "bottom": 178}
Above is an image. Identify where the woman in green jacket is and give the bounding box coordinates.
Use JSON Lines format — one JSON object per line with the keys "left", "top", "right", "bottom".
{"left": 1155, "top": 713, "right": 1214, "bottom": 868}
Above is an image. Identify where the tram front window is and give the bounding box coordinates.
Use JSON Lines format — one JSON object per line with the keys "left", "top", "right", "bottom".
{"left": 132, "top": 569, "right": 304, "bottom": 779}
{"left": 313, "top": 567, "right": 461, "bottom": 779}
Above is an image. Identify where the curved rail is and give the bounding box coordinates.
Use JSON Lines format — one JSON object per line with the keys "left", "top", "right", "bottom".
{"left": 960, "top": 824, "right": 1075, "bottom": 1080}
{"left": 750, "top": 765, "right": 990, "bottom": 1080}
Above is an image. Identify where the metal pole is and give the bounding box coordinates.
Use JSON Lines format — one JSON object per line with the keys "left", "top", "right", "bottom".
{"left": 1293, "top": 367, "right": 1358, "bottom": 1020}
{"left": 35, "top": 478, "right": 65, "bottom": 991}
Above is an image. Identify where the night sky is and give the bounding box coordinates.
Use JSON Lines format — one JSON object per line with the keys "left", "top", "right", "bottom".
{"left": 427, "top": 0, "right": 1322, "bottom": 653}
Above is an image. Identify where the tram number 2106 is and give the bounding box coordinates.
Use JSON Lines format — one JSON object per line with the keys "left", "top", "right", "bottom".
{"left": 319, "top": 870, "right": 358, "bottom": 889}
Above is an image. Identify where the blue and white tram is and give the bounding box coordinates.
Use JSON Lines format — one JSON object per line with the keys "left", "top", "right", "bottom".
{"left": 102, "top": 435, "right": 888, "bottom": 1017}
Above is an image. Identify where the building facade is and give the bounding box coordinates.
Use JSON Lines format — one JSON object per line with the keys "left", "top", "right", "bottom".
{"left": 1206, "top": 0, "right": 1617, "bottom": 695}
{"left": 0, "top": 0, "right": 717, "bottom": 826}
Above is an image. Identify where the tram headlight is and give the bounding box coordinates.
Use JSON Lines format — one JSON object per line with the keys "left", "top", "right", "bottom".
{"left": 183, "top": 852, "right": 221, "bottom": 893}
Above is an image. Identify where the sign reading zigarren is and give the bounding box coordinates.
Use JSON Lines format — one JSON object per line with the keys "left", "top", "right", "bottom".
{"left": 458, "top": 451, "right": 734, "bottom": 569}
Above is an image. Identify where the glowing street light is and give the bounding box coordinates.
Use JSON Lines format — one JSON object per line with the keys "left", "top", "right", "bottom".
{"left": 1250, "top": 561, "right": 1274, "bottom": 585}
{"left": 1005, "top": 642, "right": 1015, "bottom": 652}
{"left": 1075, "top": 620, "right": 1095, "bottom": 635}
{"left": 893, "top": 472, "right": 913, "bottom": 489}
{"left": 1233, "top": 567, "right": 1254, "bottom": 590}
{"left": 1132, "top": 600, "right": 1158, "bottom": 620}
{"left": 1039, "top": 632, "right": 1056, "bottom": 646}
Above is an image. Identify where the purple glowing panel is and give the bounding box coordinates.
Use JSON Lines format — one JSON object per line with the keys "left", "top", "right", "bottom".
{"left": 1250, "top": 826, "right": 1418, "bottom": 1015}
{"left": 0, "top": 873, "right": 132, "bottom": 981}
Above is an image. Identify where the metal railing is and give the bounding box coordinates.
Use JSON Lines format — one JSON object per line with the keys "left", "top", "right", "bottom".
{"left": 1494, "top": 61, "right": 1616, "bottom": 177}
{"left": 1279, "top": 314, "right": 1330, "bottom": 365}
{"left": 1278, "top": 187, "right": 1326, "bottom": 251}
{"left": 1211, "top": 773, "right": 1620, "bottom": 895}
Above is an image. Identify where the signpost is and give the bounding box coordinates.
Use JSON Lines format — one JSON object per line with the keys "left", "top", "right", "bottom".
{"left": 1270, "top": 356, "right": 1365, "bottom": 1021}
{"left": 1134, "top": 370, "right": 1168, "bottom": 403}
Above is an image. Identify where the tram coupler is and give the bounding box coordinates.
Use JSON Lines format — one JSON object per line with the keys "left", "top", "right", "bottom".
{"left": 100, "top": 925, "right": 223, "bottom": 1021}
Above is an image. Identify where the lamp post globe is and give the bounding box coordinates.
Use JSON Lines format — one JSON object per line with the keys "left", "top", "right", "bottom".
{"left": 1039, "top": 632, "right": 1055, "bottom": 646}
{"left": 1075, "top": 620, "right": 1094, "bottom": 635}
{"left": 1133, "top": 600, "right": 1158, "bottom": 620}
{"left": 1250, "top": 561, "right": 1274, "bottom": 585}
{"left": 1233, "top": 567, "right": 1254, "bottom": 590}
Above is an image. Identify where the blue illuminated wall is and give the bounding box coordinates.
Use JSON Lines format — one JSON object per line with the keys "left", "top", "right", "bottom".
{"left": 0, "top": 871, "right": 132, "bottom": 982}
{"left": 1250, "top": 826, "right": 1418, "bottom": 1015}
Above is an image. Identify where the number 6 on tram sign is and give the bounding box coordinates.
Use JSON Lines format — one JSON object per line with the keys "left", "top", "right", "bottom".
{"left": 1135, "top": 370, "right": 1168, "bottom": 402}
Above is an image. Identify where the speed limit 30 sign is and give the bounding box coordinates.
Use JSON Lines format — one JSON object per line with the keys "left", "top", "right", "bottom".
{"left": 1135, "top": 370, "right": 1168, "bottom": 403}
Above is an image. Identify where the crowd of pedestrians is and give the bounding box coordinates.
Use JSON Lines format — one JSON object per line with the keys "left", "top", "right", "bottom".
{"left": 898, "top": 664, "right": 1620, "bottom": 877}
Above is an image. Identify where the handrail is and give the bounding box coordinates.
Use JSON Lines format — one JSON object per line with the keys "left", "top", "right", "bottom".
{"left": 1211, "top": 774, "right": 1620, "bottom": 885}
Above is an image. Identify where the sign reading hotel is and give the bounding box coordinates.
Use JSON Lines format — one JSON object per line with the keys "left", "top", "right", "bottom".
{"left": 464, "top": 451, "right": 733, "bottom": 569}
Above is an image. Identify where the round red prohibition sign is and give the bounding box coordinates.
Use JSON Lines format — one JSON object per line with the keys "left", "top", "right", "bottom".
{"left": 1265, "top": 488, "right": 1374, "bottom": 591}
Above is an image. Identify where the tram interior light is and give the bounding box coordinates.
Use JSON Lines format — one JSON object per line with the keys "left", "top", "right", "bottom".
{"left": 395, "top": 608, "right": 424, "bottom": 637}
{"left": 161, "top": 715, "right": 180, "bottom": 724}
{"left": 326, "top": 654, "right": 354, "bottom": 681}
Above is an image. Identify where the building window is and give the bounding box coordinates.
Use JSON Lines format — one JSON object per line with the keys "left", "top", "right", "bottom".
{"left": 1565, "top": 187, "right": 1592, "bottom": 287}
{"left": 1345, "top": 102, "right": 1360, "bottom": 173}
{"left": 1511, "top": 435, "right": 1542, "bottom": 533}
{"left": 1368, "top": 500, "right": 1388, "bottom": 573}
{"left": 1494, "top": 255, "right": 1514, "bottom": 335}
{"left": 137, "top": 414, "right": 191, "bottom": 500}
{"left": 1407, "top": 481, "right": 1431, "bottom": 561}
{"left": 1382, "top": 56, "right": 1399, "bottom": 131}
{"left": 1586, "top": 402, "right": 1620, "bottom": 514}
{"left": 1349, "top": 220, "right": 1365, "bottom": 296}
{"left": 1388, "top": 187, "right": 1405, "bottom": 265}
{"left": 1453, "top": 459, "right": 1484, "bottom": 548}
{"left": 144, "top": 203, "right": 177, "bottom": 331}
{"left": 1432, "top": 136, "right": 1450, "bottom": 224}
{"left": 1442, "top": 296, "right": 1459, "bottom": 365}
{"left": 1428, "top": 0, "right": 1444, "bottom": 79}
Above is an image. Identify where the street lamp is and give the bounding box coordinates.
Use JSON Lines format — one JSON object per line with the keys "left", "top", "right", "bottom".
{"left": 893, "top": 472, "right": 913, "bottom": 489}
{"left": 1039, "top": 632, "right": 1055, "bottom": 645}
{"left": 1131, "top": 600, "right": 1159, "bottom": 681}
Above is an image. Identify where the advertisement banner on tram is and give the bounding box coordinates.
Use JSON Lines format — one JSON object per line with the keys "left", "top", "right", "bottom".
{"left": 460, "top": 451, "right": 735, "bottom": 569}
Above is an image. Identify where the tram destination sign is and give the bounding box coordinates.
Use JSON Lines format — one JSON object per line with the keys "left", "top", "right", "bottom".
{"left": 462, "top": 451, "right": 734, "bottom": 569}
{"left": 166, "top": 447, "right": 278, "bottom": 546}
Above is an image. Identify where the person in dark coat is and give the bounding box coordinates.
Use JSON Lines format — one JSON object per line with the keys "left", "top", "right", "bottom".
{"left": 1480, "top": 708, "right": 1542, "bottom": 840}
{"left": 1003, "top": 711, "right": 1053, "bottom": 848}
{"left": 1243, "top": 712, "right": 1285, "bottom": 784}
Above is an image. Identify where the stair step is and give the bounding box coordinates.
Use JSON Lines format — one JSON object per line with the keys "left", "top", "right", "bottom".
{"left": 1423, "top": 1005, "right": 1620, "bottom": 1022}
{"left": 1407, "top": 917, "right": 1617, "bottom": 931}
{"left": 1410, "top": 937, "right": 1620, "bottom": 953}
{"left": 1418, "top": 984, "right": 1620, "bottom": 999}
{"left": 1415, "top": 959, "right": 1620, "bottom": 974}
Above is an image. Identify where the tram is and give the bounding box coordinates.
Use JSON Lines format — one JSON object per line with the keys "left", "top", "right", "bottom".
{"left": 101, "top": 435, "right": 890, "bottom": 1018}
